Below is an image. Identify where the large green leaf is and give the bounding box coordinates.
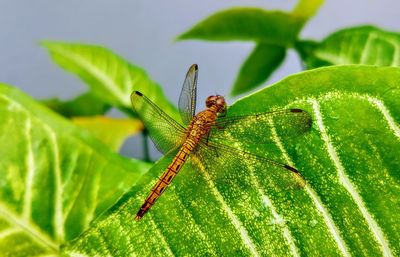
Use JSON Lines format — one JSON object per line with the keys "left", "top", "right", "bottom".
{"left": 231, "top": 43, "right": 286, "bottom": 96}
{"left": 42, "top": 41, "right": 180, "bottom": 121}
{"left": 0, "top": 84, "right": 151, "bottom": 256}
{"left": 177, "top": 8, "right": 303, "bottom": 46}
{"left": 296, "top": 26, "right": 400, "bottom": 69}
{"left": 64, "top": 66, "right": 400, "bottom": 256}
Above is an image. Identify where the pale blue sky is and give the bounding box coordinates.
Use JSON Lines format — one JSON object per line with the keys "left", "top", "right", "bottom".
{"left": 1, "top": 1, "right": 399, "bottom": 101}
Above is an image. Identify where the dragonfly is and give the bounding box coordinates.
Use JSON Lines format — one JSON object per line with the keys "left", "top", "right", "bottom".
{"left": 131, "top": 64, "right": 312, "bottom": 221}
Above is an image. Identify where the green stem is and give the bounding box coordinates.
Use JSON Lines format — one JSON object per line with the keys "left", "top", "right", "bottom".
{"left": 142, "top": 129, "right": 151, "bottom": 162}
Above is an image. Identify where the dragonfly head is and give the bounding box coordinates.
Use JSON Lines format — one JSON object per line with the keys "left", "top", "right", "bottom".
{"left": 205, "top": 95, "right": 227, "bottom": 114}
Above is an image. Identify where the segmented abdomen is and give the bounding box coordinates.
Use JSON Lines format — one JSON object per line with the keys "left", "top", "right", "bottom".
{"left": 135, "top": 139, "right": 196, "bottom": 220}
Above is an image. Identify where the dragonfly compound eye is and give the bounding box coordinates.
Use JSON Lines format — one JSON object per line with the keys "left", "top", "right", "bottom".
{"left": 206, "top": 95, "right": 217, "bottom": 108}
{"left": 215, "top": 96, "right": 227, "bottom": 113}
{"left": 216, "top": 97, "right": 225, "bottom": 106}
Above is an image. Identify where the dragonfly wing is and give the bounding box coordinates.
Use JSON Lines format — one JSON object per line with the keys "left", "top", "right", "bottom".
{"left": 131, "top": 91, "right": 186, "bottom": 154}
{"left": 191, "top": 140, "right": 305, "bottom": 191}
{"left": 210, "top": 109, "right": 312, "bottom": 147}
{"left": 178, "top": 64, "right": 198, "bottom": 125}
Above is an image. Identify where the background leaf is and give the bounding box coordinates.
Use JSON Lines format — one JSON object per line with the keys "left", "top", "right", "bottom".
{"left": 296, "top": 26, "right": 400, "bottom": 68}
{"left": 292, "top": 0, "right": 325, "bottom": 20}
{"left": 231, "top": 43, "right": 286, "bottom": 96}
{"left": 178, "top": 2, "right": 325, "bottom": 96}
{"left": 41, "top": 91, "right": 110, "bottom": 118}
{"left": 72, "top": 116, "right": 143, "bottom": 152}
{"left": 0, "top": 84, "right": 151, "bottom": 256}
{"left": 42, "top": 41, "right": 180, "bottom": 121}
{"left": 64, "top": 65, "right": 400, "bottom": 256}
{"left": 177, "top": 8, "right": 303, "bottom": 46}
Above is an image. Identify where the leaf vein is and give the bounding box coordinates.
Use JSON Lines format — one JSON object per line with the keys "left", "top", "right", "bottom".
{"left": 280, "top": 100, "right": 351, "bottom": 257}
{"left": 44, "top": 126, "right": 64, "bottom": 243}
{"left": 148, "top": 215, "right": 175, "bottom": 257}
{"left": 23, "top": 117, "right": 35, "bottom": 221}
{"left": 198, "top": 163, "right": 261, "bottom": 257}
{"left": 365, "top": 96, "right": 400, "bottom": 139}
{"left": 310, "top": 98, "right": 393, "bottom": 257}
{"left": 172, "top": 192, "right": 218, "bottom": 255}
{"left": 0, "top": 203, "right": 58, "bottom": 251}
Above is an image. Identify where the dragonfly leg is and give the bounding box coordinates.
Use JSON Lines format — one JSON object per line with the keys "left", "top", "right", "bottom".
{"left": 205, "top": 131, "right": 211, "bottom": 145}
{"left": 214, "top": 119, "right": 228, "bottom": 130}
{"left": 204, "top": 130, "right": 220, "bottom": 157}
{"left": 207, "top": 143, "right": 220, "bottom": 158}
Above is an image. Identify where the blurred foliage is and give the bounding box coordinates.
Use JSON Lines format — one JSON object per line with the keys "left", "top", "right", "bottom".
{"left": 72, "top": 116, "right": 143, "bottom": 151}
{"left": 232, "top": 43, "right": 286, "bottom": 95}
{"left": 177, "top": 1, "right": 400, "bottom": 97}
{"left": 296, "top": 26, "right": 400, "bottom": 68}
{"left": 177, "top": 1, "right": 324, "bottom": 96}
{"left": 41, "top": 91, "right": 110, "bottom": 118}
{"left": 0, "top": 0, "right": 400, "bottom": 256}
{"left": 177, "top": 8, "right": 304, "bottom": 45}
{"left": 42, "top": 41, "right": 179, "bottom": 121}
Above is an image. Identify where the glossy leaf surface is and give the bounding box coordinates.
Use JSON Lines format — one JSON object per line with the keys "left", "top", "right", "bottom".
{"left": 64, "top": 66, "right": 400, "bottom": 256}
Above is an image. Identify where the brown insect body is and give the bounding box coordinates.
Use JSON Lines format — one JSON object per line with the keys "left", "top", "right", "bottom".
{"left": 135, "top": 96, "right": 226, "bottom": 220}
{"left": 132, "top": 65, "right": 311, "bottom": 221}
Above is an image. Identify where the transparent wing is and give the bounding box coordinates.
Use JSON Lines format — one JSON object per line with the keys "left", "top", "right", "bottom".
{"left": 210, "top": 109, "right": 312, "bottom": 147}
{"left": 178, "top": 64, "right": 198, "bottom": 125}
{"left": 131, "top": 91, "right": 186, "bottom": 154}
{"left": 191, "top": 140, "right": 306, "bottom": 191}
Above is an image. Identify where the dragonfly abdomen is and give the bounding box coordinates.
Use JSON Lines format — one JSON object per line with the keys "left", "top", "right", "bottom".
{"left": 135, "top": 140, "right": 195, "bottom": 220}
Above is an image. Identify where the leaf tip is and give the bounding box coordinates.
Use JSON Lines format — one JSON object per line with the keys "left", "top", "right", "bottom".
{"left": 40, "top": 40, "right": 64, "bottom": 48}
{"left": 39, "top": 40, "right": 52, "bottom": 49}
{"left": 175, "top": 31, "right": 191, "bottom": 41}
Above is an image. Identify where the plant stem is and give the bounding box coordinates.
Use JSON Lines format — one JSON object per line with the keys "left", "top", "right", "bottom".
{"left": 142, "top": 129, "right": 151, "bottom": 162}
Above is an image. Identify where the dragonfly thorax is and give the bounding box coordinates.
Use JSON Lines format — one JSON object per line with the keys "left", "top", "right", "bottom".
{"left": 205, "top": 95, "right": 227, "bottom": 114}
